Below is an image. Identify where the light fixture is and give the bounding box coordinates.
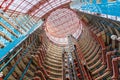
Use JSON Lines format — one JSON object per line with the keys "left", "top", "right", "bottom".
{"left": 111, "top": 35, "right": 117, "bottom": 40}
{"left": 111, "top": 35, "right": 120, "bottom": 42}
{"left": 0, "top": 72, "right": 3, "bottom": 77}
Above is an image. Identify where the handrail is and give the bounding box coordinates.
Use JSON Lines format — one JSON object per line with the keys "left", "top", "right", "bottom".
{"left": 4, "top": 38, "right": 37, "bottom": 79}
{"left": 100, "top": 20, "right": 120, "bottom": 30}
{"left": 0, "top": 22, "right": 18, "bottom": 38}
{"left": 0, "top": 13, "right": 23, "bottom": 34}
{"left": 15, "top": 18, "right": 28, "bottom": 32}
{"left": 0, "top": 48, "right": 22, "bottom": 72}
{"left": 89, "top": 29, "right": 108, "bottom": 65}
{"left": 81, "top": 11, "right": 114, "bottom": 38}
{"left": 20, "top": 58, "right": 32, "bottom": 80}
{"left": 36, "top": 70, "right": 46, "bottom": 80}
{"left": 33, "top": 55, "right": 49, "bottom": 78}
{"left": 0, "top": 31, "right": 12, "bottom": 42}
{"left": 78, "top": 11, "right": 120, "bottom": 30}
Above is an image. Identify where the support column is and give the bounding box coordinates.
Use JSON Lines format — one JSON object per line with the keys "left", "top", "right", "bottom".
{"left": 106, "top": 51, "right": 115, "bottom": 71}
{"left": 112, "top": 57, "right": 119, "bottom": 80}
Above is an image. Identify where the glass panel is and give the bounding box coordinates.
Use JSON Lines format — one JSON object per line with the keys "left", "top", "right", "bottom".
{"left": 0, "top": 0, "right": 71, "bottom": 21}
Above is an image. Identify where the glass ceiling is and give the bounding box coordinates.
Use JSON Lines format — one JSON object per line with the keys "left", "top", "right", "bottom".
{"left": 45, "top": 8, "right": 82, "bottom": 45}
{"left": 0, "top": 0, "right": 71, "bottom": 19}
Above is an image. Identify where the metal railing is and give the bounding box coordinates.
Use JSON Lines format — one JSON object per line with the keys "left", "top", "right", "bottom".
{"left": 3, "top": 38, "right": 37, "bottom": 79}
{"left": 20, "top": 58, "right": 32, "bottom": 80}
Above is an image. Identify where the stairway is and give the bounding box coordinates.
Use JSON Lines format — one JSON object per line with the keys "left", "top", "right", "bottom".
{"left": 44, "top": 43, "right": 63, "bottom": 80}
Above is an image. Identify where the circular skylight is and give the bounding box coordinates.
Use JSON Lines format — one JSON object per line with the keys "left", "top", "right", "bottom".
{"left": 45, "top": 8, "right": 82, "bottom": 45}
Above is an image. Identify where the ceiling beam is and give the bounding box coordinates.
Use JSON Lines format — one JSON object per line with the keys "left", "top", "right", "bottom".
{"left": 27, "top": 0, "right": 47, "bottom": 14}
{"left": 38, "top": 2, "right": 71, "bottom": 21}
{"left": 10, "top": 0, "right": 26, "bottom": 17}
{"left": 0, "top": 0, "right": 7, "bottom": 8}
{"left": 4, "top": 0, "right": 14, "bottom": 12}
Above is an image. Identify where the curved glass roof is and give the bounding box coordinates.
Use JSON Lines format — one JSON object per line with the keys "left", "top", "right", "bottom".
{"left": 0, "top": 0, "right": 71, "bottom": 19}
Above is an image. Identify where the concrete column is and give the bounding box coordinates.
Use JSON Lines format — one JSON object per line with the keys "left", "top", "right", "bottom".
{"left": 106, "top": 51, "right": 114, "bottom": 71}
{"left": 112, "top": 57, "right": 120, "bottom": 80}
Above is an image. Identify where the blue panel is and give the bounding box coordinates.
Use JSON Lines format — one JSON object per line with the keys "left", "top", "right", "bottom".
{"left": 80, "top": 0, "right": 120, "bottom": 17}
{"left": 0, "top": 19, "right": 43, "bottom": 60}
